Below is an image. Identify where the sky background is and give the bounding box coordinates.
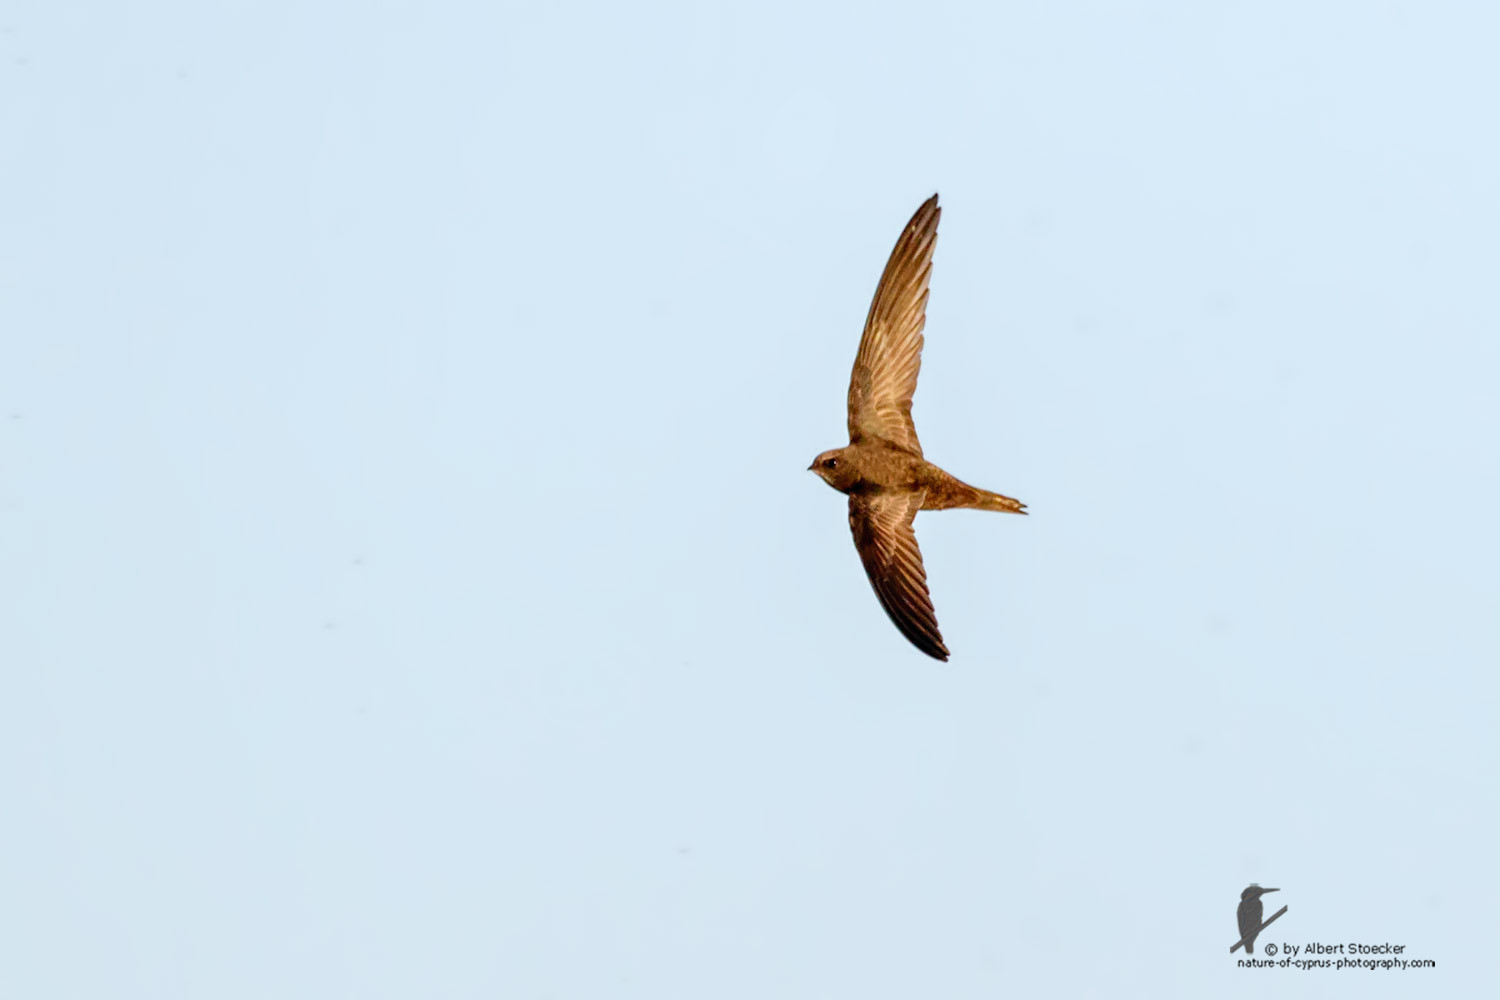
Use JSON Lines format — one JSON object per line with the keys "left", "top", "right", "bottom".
{"left": 3, "top": 1, "right": 1497, "bottom": 997}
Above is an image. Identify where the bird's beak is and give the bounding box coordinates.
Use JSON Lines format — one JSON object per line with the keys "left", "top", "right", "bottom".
{"left": 807, "top": 462, "right": 816, "bottom": 471}
{"left": 1262, "top": 888, "right": 1280, "bottom": 894}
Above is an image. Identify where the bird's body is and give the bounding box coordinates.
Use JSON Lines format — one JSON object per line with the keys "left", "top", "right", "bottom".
{"left": 1237, "top": 897, "right": 1263, "bottom": 954}
{"left": 809, "top": 194, "right": 1025, "bottom": 661}
{"left": 815, "top": 438, "right": 1023, "bottom": 512}
{"left": 1236, "top": 885, "right": 1279, "bottom": 954}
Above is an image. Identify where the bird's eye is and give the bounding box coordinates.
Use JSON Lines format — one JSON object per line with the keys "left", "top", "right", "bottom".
{"left": 823, "top": 458, "right": 838, "bottom": 469}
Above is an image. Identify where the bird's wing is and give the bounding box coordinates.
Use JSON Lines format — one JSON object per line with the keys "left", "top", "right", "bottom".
{"left": 847, "top": 194, "right": 940, "bottom": 457}
{"left": 1237, "top": 901, "right": 1261, "bottom": 943}
{"left": 849, "top": 491, "right": 948, "bottom": 660}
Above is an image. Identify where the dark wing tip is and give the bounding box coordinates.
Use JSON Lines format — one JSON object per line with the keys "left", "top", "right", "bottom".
{"left": 876, "top": 586, "right": 949, "bottom": 661}
{"left": 888, "top": 617, "right": 949, "bottom": 661}
{"left": 917, "top": 193, "right": 940, "bottom": 223}
{"left": 903, "top": 195, "right": 941, "bottom": 237}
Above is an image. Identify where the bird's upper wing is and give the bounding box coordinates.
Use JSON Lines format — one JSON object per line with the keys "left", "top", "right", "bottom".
{"left": 849, "top": 490, "right": 948, "bottom": 660}
{"left": 847, "top": 195, "right": 940, "bottom": 457}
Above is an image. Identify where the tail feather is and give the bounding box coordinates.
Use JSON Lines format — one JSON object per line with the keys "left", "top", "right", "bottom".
{"left": 920, "top": 470, "right": 1028, "bottom": 513}
{"left": 976, "top": 490, "right": 1027, "bottom": 514}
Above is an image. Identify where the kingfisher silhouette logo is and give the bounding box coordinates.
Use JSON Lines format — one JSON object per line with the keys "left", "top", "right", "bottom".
{"left": 1231, "top": 884, "right": 1287, "bottom": 953}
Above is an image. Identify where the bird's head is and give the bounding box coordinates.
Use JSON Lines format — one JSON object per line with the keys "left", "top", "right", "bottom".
{"left": 1241, "top": 885, "right": 1279, "bottom": 901}
{"left": 808, "top": 448, "right": 857, "bottom": 491}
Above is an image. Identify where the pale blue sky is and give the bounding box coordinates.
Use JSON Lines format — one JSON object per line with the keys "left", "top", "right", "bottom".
{"left": 2, "top": 2, "right": 1496, "bottom": 997}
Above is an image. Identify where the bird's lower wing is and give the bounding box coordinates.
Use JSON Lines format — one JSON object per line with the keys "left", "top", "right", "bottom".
{"left": 849, "top": 491, "right": 948, "bottom": 661}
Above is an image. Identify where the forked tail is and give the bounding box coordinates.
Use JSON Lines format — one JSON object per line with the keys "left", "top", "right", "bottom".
{"left": 975, "top": 489, "right": 1027, "bottom": 514}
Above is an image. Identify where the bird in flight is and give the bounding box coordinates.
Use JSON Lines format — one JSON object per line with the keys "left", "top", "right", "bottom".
{"left": 809, "top": 194, "right": 1026, "bottom": 661}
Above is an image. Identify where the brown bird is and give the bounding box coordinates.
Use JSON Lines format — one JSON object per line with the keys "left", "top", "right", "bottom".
{"left": 809, "top": 194, "right": 1026, "bottom": 661}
